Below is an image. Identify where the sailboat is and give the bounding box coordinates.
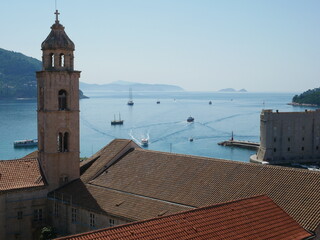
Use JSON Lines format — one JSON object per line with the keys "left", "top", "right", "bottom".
{"left": 111, "top": 113, "right": 124, "bottom": 125}
{"left": 127, "top": 88, "right": 134, "bottom": 106}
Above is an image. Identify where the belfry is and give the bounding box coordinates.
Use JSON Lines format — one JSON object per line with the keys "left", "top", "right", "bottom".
{"left": 37, "top": 10, "right": 81, "bottom": 191}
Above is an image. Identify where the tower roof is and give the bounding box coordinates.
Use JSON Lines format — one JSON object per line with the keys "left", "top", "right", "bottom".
{"left": 41, "top": 10, "right": 75, "bottom": 51}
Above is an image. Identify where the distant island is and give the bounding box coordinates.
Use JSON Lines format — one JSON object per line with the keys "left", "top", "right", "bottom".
{"left": 218, "top": 88, "right": 247, "bottom": 93}
{"left": 80, "top": 80, "right": 184, "bottom": 92}
{"left": 290, "top": 87, "right": 320, "bottom": 106}
{"left": 0, "top": 48, "right": 88, "bottom": 99}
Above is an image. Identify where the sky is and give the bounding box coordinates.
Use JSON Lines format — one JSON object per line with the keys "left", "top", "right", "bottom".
{"left": 1, "top": 0, "right": 320, "bottom": 92}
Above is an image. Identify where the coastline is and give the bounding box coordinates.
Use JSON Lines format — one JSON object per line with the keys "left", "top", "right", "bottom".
{"left": 287, "top": 102, "right": 318, "bottom": 107}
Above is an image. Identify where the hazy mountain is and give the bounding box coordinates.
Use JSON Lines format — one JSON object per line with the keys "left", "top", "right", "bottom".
{"left": 80, "top": 80, "right": 184, "bottom": 92}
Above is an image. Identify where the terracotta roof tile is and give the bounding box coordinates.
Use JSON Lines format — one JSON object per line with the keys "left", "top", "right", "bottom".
{"left": 80, "top": 139, "right": 138, "bottom": 183}
{"left": 53, "top": 179, "right": 193, "bottom": 221}
{"left": 56, "top": 139, "right": 320, "bottom": 232}
{"left": 55, "top": 195, "right": 313, "bottom": 240}
{"left": 0, "top": 157, "right": 45, "bottom": 191}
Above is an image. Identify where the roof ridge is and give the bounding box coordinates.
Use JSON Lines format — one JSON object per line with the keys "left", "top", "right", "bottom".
{"left": 0, "top": 157, "right": 38, "bottom": 162}
{"left": 88, "top": 183, "right": 197, "bottom": 208}
{"left": 133, "top": 148, "right": 320, "bottom": 174}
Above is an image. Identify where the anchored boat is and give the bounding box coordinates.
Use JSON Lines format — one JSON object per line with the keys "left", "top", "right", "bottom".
{"left": 13, "top": 139, "right": 38, "bottom": 148}
{"left": 111, "top": 114, "right": 124, "bottom": 125}
{"left": 127, "top": 88, "right": 134, "bottom": 106}
{"left": 187, "top": 116, "right": 194, "bottom": 122}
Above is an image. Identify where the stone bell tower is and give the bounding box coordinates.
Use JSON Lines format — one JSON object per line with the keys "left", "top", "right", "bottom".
{"left": 37, "top": 10, "right": 80, "bottom": 191}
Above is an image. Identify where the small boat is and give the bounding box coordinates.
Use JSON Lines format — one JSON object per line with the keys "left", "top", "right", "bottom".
{"left": 127, "top": 88, "right": 134, "bottom": 106}
{"left": 156, "top": 100, "right": 160, "bottom": 104}
{"left": 14, "top": 139, "right": 38, "bottom": 148}
{"left": 111, "top": 114, "right": 124, "bottom": 125}
{"left": 141, "top": 138, "right": 148, "bottom": 147}
{"left": 187, "top": 116, "right": 194, "bottom": 122}
{"left": 209, "top": 101, "right": 212, "bottom": 105}
{"left": 189, "top": 137, "right": 194, "bottom": 142}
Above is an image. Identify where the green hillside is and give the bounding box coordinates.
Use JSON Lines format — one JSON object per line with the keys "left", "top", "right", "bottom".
{"left": 0, "top": 48, "right": 41, "bottom": 98}
{"left": 0, "top": 48, "right": 88, "bottom": 99}
{"left": 292, "top": 88, "right": 320, "bottom": 106}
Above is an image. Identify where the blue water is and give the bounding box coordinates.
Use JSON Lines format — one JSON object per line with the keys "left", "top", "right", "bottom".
{"left": 0, "top": 91, "right": 313, "bottom": 162}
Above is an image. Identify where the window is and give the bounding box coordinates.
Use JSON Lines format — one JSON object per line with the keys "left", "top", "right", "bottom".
{"left": 63, "top": 132, "right": 69, "bottom": 152}
{"left": 71, "top": 208, "right": 77, "bottom": 223}
{"left": 273, "top": 148, "right": 276, "bottom": 152}
{"left": 302, "top": 137, "right": 305, "bottom": 141}
{"left": 316, "top": 146, "right": 319, "bottom": 150}
{"left": 90, "top": 213, "right": 95, "bottom": 227}
{"left": 109, "top": 218, "right": 115, "bottom": 227}
{"left": 302, "top": 147, "right": 304, "bottom": 151}
{"left": 273, "top": 137, "right": 276, "bottom": 143}
{"left": 50, "top": 53, "right": 54, "bottom": 67}
{"left": 54, "top": 202, "right": 59, "bottom": 217}
{"left": 58, "top": 132, "right": 63, "bottom": 152}
{"left": 287, "top": 147, "right": 290, "bottom": 152}
{"left": 58, "top": 90, "right": 67, "bottom": 110}
{"left": 59, "top": 53, "right": 65, "bottom": 67}
{"left": 34, "top": 209, "right": 43, "bottom": 222}
{"left": 58, "top": 132, "right": 69, "bottom": 152}
{"left": 288, "top": 137, "right": 290, "bottom": 142}
{"left": 17, "top": 211, "right": 23, "bottom": 220}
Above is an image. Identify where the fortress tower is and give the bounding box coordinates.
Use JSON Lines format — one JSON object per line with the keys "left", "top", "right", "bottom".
{"left": 251, "top": 109, "right": 320, "bottom": 164}
{"left": 37, "top": 11, "right": 81, "bottom": 190}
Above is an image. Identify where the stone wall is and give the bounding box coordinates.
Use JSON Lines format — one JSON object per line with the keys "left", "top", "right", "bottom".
{"left": 0, "top": 188, "right": 47, "bottom": 240}
{"left": 255, "top": 109, "right": 320, "bottom": 164}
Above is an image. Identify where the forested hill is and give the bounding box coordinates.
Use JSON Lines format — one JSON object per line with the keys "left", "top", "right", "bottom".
{"left": 292, "top": 88, "right": 320, "bottom": 106}
{"left": 0, "top": 48, "right": 88, "bottom": 99}
{"left": 0, "top": 48, "right": 41, "bottom": 98}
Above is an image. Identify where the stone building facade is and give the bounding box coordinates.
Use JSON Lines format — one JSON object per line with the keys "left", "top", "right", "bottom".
{"left": 0, "top": 157, "right": 47, "bottom": 240}
{"left": 251, "top": 109, "right": 320, "bottom": 164}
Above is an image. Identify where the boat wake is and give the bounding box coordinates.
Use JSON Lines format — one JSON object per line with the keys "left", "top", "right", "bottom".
{"left": 81, "top": 116, "right": 116, "bottom": 138}
{"left": 129, "top": 129, "right": 150, "bottom": 146}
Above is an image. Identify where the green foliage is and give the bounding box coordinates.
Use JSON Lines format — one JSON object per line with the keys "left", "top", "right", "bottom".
{"left": 292, "top": 87, "right": 320, "bottom": 105}
{"left": 39, "top": 226, "right": 57, "bottom": 240}
{"left": 0, "top": 48, "right": 41, "bottom": 98}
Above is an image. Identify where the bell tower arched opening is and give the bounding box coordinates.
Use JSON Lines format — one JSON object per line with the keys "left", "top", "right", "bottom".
{"left": 59, "top": 53, "right": 65, "bottom": 67}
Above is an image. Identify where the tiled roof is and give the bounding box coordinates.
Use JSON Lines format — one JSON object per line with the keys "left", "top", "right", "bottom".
{"left": 53, "top": 179, "right": 193, "bottom": 221}
{"left": 57, "top": 139, "right": 320, "bottom": 232}
{"left": 54, "top": 195, "right": 314, "bottom": 240}
{"left": 0, "top": 157, "right": 45, "bottom": 191}
{"left": 80, "top": 139, "right": 138, "bottom": 183}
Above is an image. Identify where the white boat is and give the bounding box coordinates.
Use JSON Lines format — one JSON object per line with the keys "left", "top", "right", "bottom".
{"left": 127, "top": 88, "right": 134, "bottom": 106}
{"left": 14, "top": 139, "right": 38, "bottom": 147}
{"left": 141, "top": 138, "right": 148, "bottom": 147}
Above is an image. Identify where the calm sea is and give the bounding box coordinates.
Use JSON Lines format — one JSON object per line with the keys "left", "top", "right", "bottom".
{"left": 0, "top": 91, "right": 313, "bottom": 162}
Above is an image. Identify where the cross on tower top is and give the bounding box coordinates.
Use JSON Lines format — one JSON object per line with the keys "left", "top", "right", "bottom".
{"left": 55, "top": 10, "right": 60, "bottom": 22}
